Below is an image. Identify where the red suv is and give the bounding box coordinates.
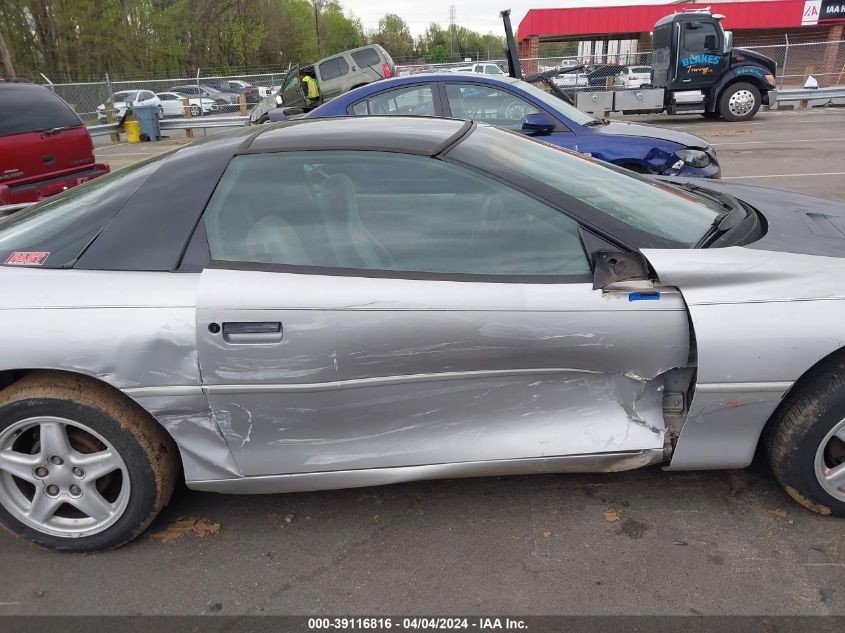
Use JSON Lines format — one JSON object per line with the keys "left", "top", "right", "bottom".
{"left": 0, "top": 81, "right": 109, "bottom": 204}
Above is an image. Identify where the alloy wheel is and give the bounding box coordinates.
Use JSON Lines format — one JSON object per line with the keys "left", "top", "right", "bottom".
{"left": 815, "top": 417, "right": 845, "bottom": 502}
{"left": 0, "top": 417, "right": 130, "bottom": 538}
{"left": 727, "top": 89, "right": 755, "bottom": 118}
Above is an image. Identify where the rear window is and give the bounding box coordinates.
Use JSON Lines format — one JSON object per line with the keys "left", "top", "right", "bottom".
{"left": 351, "top": 47, "right": 381, "bottom": 68}
{"left": 0, "top": 156, "right": 162, "bottom": 268}
{"left": 0, "top": 84, "right": 82, "bottom": 137}
{"left": 653, "top": 25, "right": 672, "bottom": 49}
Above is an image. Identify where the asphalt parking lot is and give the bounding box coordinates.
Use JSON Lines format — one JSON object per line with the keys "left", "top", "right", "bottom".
{"left": 2, "top": 108, "right": 844, "bottom": 616}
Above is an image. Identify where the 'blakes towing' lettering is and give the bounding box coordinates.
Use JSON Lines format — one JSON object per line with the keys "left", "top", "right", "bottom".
{"left": 681, "top": 54, "right": 721, "bottom": 68}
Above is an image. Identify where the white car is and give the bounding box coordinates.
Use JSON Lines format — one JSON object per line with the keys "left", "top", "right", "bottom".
{"left": 155, "top": 92, "right": 217, "bottom": 117}
{"left": 552, "top": 71, "right": 589, "bottom": 88}
{"left": 615, "top": 66, "right": 653, "bottom": 89}
{"left": 449, "top": 63, "right": 506, "bottom": 76}
{"left": 96, "top": 90, "right": 162, "bottom": 123}
{"left": 223, "top": 79, "right": 273, "bottom": 98}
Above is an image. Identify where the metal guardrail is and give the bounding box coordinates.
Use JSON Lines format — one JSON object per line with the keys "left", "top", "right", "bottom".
{"left": 88, "top": 115, "right": 250, "bottom": 137}
{"left": 86, "top": 90, "right": 842, "bottom": 139}
{"left": 776, "top": 87, "right": 845, "bottom": 102}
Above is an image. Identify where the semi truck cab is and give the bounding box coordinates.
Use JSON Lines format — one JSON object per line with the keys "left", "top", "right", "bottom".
{"left": 650, "top": 11, "right": 777, "bottom": 120}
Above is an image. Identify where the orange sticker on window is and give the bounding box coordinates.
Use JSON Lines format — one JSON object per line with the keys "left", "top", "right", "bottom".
{"left": 5, "top": 251, "right": 50, "bottom": 266}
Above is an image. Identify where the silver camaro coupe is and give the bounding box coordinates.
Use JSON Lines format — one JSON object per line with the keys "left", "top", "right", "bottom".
{"left": 0, "top": 117, "right": 843, "bottom": 551}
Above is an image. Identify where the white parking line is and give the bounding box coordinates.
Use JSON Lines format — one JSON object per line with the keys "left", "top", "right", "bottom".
{"left": 723, "top": 172, "right": 845, "bottom": 179}
{"left": 714, "top": 137, "right": 845, "bottom": 146}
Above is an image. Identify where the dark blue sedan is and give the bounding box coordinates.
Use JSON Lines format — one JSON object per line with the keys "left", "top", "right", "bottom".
{"left": 270, "top": 74, "right": 720, "bottom": 179}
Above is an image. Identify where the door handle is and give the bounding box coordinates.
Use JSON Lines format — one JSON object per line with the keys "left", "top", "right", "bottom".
{"left": 219, "top": 321, "right": 282, "bottom": 344}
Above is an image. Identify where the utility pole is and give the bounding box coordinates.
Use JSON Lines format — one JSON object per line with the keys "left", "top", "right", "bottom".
{"left": 449, "top": 5, "right": 456, "bottom": 61}
{"left": 0, "top": 31, "right": 15, "bottom": 79}
{"left": 312, "top": 0, "right": 324, "bottom": 58}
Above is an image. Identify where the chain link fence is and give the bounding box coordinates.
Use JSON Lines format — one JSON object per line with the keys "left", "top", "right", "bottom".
{"left": 43, "top": 68, "right": 291, "bottom": 125}
{"left": 41, "top": 37, "right": 845, "bottom": 126}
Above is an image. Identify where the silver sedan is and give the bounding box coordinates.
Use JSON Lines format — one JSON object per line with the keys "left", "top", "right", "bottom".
{"left": 0, "top": 116, "right": 843, "bottom": 551}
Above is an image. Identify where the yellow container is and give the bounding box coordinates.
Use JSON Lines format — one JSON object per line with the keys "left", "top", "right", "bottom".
{"left": 125, "top": 120, "right": 141, "bottom": 143}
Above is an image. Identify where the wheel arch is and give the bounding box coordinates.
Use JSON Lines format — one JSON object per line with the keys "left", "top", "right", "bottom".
{"left": 0, "top": 368, "right": 240, "bottom": 483}
{"left": 758, "top": 345, "right": 845, "bottom": 452}
{"left": 708, "top": 69, "right": 771, "bottom": 112}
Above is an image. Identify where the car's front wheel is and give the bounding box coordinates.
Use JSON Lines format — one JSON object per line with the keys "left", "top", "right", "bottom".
{"left": 190, "top": 105, "right": 201, "bottom": 117}
{"left": 0, "top": 372, "right": 179, "bottom": 551}
{"left": 719, "top": 82, "right": 760, "bottom": 122}
{"left": 767, "top": 357, "right": 845, "bottom": 517}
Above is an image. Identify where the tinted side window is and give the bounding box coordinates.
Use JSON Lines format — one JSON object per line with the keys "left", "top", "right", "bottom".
{"left": 445, "top": 83, "right": 539, "bottom": 130}
{"left": 319, "top": 57, "right": 350, "bottom": 81}
{"left": 351, "top": 47, "right": 381, "bottom": 68}
{"left": 685, "top": 23, "right": 718, "bottom": 51}
{"left": 653, "top": 25, "right": 671, "bottom": 49}
{"left": 0, "top": 85, "right": 82, "bottom": 137}
{"left": 204, "top": 151, "right": 589, "bottom": 278}
{"left": 350, "top": 85, "right": 435, "bottom": 116}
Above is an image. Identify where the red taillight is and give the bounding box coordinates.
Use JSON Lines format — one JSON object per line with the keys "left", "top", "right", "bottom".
{"left": 382, "top": 63, "right": 393, "bottom": 78}
{"left": 246, "top": 86, "right": 253, "bottom": 95}
{"left": 629, "top": 76, "right": 637, "bottom": 80}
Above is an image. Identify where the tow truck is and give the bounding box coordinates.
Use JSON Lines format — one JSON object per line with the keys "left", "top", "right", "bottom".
{"left": 501, "top": 7, "right": 777, "bottom": 122}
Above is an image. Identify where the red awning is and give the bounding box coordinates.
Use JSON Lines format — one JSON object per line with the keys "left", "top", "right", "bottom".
{"left": 518, "top": 0, "right": 822, "bottom": 39}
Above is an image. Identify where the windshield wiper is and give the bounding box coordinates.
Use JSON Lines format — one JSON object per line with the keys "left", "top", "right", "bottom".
{"left": 42, "top": 126, "right": 76, "bottom": 136}
{"left": 584, "top": 118, "right": 610, "bottom": 127}
{"left": 694, "top": 204, "right": 746, "bottom": 248}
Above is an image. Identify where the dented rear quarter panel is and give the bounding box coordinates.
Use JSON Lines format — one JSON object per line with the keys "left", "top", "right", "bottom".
{"left": 0, "top": 268, "right": 239, "bottom": 480}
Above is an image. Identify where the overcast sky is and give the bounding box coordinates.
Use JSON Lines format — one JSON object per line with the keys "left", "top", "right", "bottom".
{"left": 340, "top": 0, "right": 689, "bottom": 36}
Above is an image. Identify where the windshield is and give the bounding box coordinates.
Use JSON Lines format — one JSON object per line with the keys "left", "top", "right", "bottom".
{"left": 112, "top": 91, "right": 140, "bottom": 102}
{"left": 448, "top": 124, "right": 724, "bottom": 246}
{"left": 514, "top": 80, "right": 595, "bottom": 126}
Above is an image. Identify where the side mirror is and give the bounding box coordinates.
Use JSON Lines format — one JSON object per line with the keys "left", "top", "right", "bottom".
{"left": 723, "top": 30, "right": 733, "bottom": 54}
{"left": 521, "top": 113, "right": 555, "bottom": 135}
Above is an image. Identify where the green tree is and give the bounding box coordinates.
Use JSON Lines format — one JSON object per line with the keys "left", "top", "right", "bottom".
{"left": 371, "top": 13, "right": 414, "bottom": 61}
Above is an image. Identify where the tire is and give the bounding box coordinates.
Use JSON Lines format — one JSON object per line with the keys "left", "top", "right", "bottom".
{"left": 718, "top": 82, "right": 760, "bottom": 122}
{"left": 766, "top": 356, "right": 845, "bottom": 517}
{"left": 256, "top": 114, "right": 269, "bottom": 124}
{"left": 701, "top": 110, "right": 721, "bottom": 119}
{"left": 190, "top": 105, "right": 201, "bottom": 117}
{"left": 0, "top": 372, "right": 178, "bottom": 551}
{"left": 157, "top": 105, "right": 164, "bottom": 120}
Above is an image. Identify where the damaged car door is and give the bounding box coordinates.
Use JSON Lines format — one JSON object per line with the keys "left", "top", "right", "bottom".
{"left": 195, "top": 149, "right": 691, "bottom": 478}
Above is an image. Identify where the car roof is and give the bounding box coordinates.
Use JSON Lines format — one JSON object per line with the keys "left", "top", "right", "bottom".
{"left": 245, "top": 116, "right": 470, "bottom": 156}
{"left": 342, "top": 74, "right": 521, "bottom": 90}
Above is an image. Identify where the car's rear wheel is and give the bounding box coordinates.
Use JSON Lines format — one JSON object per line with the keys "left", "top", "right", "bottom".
{"left": 0, "top": 372, "right": 179, "bottom": 551}
{"left": 766, "top": 358, "right": 845, "bottom": 517}
{"left": 190, "top": 105, "right": 201, "bottom": 117}
{"left": 719, "top": 82, "right": 760, "bottom": 122}
{"left": 157, "top": 105, "right": 164, "bottom": 120}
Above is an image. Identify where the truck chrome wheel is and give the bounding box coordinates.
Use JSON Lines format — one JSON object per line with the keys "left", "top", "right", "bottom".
{"left": 0, "top": 416, "right": 130, "bottom": 538}
{"left": 815, "top": 417, "right": 845, "bottom": 502}
{"left": 727, "top": 89, "right": 755, "bottom": 118}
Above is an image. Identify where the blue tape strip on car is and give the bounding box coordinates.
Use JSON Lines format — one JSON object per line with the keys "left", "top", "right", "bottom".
{"left": 628, "top": 291, "right": 661, "bottom": 302}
